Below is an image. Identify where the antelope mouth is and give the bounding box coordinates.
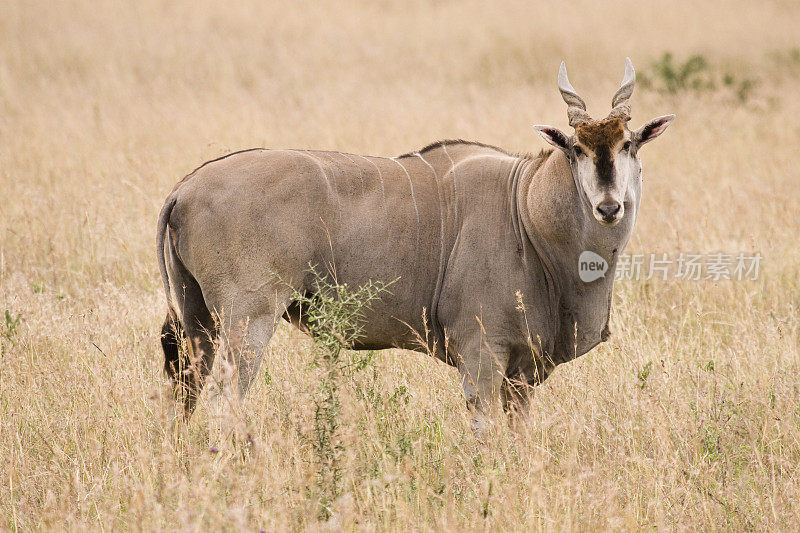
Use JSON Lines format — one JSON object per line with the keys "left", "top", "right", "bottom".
{"left": 596, "top": 215, "right": 623, "bottom": 227}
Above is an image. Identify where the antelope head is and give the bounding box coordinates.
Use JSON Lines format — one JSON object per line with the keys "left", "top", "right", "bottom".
{"left": 535, "top": 58, "right": 674, "bottom": 227}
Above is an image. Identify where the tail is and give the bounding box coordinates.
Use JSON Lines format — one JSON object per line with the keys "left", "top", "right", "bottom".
{"left": 156, "top": 196, "right": 178, "bottom": 313}
{"left": 156, "top": 196, "right": 184, "bottom": 384}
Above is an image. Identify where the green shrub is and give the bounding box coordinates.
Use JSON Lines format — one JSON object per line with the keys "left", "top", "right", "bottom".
{"left": 640, "top": 52, "right": 758, "bottom": 102}
{"left": 289, "top": 265, "right": 395, "bottom": 520}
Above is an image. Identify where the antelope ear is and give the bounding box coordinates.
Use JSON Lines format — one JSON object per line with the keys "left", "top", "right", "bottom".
{"left": 534, "top": 125, "right": 570, "bottom": 153}
{"left": 634, "top": 114, "right": 675, "bottom": 145}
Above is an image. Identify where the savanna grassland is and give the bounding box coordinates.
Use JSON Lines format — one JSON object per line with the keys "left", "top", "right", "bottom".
{"left": 2, "top": 1, "right": 799, "bottom": 530}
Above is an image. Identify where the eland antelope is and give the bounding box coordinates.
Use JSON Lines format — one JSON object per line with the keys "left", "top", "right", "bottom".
{"left": 157, "top": 58, "right": 674, "bottom": 421}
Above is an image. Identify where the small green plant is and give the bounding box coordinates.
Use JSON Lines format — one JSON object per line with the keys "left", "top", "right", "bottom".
{"left": 32, "top": 281, "right": 45, "bottom": 293}
{"left": 700, "top": 421, "right": 722, "bottom": 461}
{"left": 694, "top": 379, "right": 739, "bottom": 464}
{"left": 735, "top": 78, "right": 756, "bottom": 103}
{"left": 481, "top": 480, "right": 493, "bottom": 519}
{"left": 289, "top": 265, "right": 395, "bottom": 520}
{"left": 3, "top": 310, "right": 21, "bottom": 341}
{"left": 636, "top": 361, "right": 653, "bottom": 389}
{"left": 641, "top": 53, "right": 709, "bottom": 93}
{"left": 770, "top": 47, "right": 800, "bottom": 70}
{"left": 356, "top": 377, "right": 414, "bottom": 459}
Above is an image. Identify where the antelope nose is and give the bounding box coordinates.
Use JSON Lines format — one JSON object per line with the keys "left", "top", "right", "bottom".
{"left": 597, "top": 202, "right": 622, "bottom": 220}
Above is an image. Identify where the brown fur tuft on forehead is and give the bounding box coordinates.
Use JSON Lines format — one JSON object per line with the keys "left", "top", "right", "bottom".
{"left": 575, "top": 117, "right": 625, "bottom": 151}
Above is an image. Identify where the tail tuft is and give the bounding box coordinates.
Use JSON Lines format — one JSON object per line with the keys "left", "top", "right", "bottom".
{"left": 161, "top": 312, "right": 183, "bottom": 382}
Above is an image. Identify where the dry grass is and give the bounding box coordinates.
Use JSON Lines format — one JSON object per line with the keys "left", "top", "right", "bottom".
{"left": 2, "top": 0, "right": 799, "bottom": 530}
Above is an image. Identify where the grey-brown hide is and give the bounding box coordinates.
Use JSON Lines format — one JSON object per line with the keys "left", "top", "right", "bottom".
{"left": 158, "top": 59, "right": 674, "bottom": 418}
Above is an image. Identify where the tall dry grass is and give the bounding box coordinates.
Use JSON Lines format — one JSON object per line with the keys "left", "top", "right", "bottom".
{"left": 1, "top": 0, "right": 799, "bottom": 530}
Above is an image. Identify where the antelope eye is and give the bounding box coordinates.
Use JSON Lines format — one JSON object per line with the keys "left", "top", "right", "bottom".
{"left": 573, "top": 145, "right": 583, "bottom": 157}
{"left": 622, "top": 141, "right": 632, "bottom": 152}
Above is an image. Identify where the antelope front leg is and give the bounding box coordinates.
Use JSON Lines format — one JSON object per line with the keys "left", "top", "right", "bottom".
{"left": 502, "top": 375, "right": 535, "bottom": 431}
{"left": 457, "top": 341, "right": 509, "bottom": 438}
